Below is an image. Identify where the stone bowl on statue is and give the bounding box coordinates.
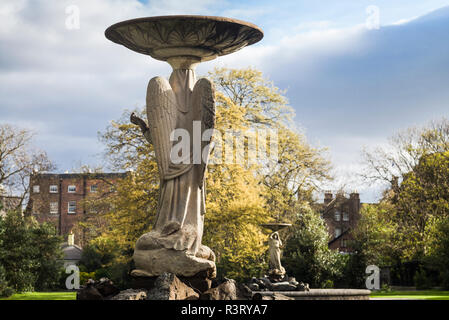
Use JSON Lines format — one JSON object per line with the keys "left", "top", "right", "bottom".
{"left": 105, "top": 15, "right": 264, "bottom": 65}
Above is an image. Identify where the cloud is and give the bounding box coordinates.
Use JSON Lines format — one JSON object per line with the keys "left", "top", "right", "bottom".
{"left": 204, "top": 6, "right": 449, "bottom": 202}
{"left": 1, "top": 1, "right": 449, "bottom": 203}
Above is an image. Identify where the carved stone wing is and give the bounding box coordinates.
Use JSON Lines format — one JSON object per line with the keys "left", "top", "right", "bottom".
{"left": 146, "top": 76, "right": 177, "bottom": 179}
{"left": 191, "top": 78, "right": 215, "bottom": 185}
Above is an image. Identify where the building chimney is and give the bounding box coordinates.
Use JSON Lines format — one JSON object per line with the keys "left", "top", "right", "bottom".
{"left": 350, "top": 191, "right": 359, "bottom": 200}
{"left": 350, "top": 191, "right": 360, "bottom": 213}
{"left": 324, "top": 191, "right": 333, "bottom": 205}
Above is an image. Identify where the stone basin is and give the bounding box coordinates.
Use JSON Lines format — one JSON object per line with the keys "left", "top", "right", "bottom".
{"left": 105, "top": 15, "right": 263, "bottom": 64}
{"left": 254, "top": 289, "right": 372, "bottom": 300}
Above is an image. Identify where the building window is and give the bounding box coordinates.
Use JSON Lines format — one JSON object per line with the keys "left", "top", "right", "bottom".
{"left": 68, "top": 201, "right": 76, "bottom": 214}
{"left": 90, "top": 185, "right": 98, "bottom": 193}
{"left": 68, "top": 185, "right": 76, "bottom": 193}
{"left": 49, "top": 185, "right": 58, "bottom": 193}
{"left": 335, "top": 228, "right": 342, "bottom": 238}
{"left": 50, "top": 202, "right": 58, "bottom": 215}
{"left": 343, "top": 212, "right": 349, "bottom": 221}
{"left": 341, "top": 239, "right": 347, "bottom": 248}
{"left": 33, "top": 185, "right": 40, "bottom": 193}
{"left": 334, "top": 210, "right": 341, "bottom": 221}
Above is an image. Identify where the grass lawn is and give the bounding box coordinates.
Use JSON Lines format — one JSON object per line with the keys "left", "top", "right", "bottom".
{"left": 0, "top": 292, "right": 77, "bottom": 300}
{"left": 370, "top": 290, "right": 449, "bottom": 300}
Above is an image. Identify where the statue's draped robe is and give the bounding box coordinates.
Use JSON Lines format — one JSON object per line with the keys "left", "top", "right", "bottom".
{"left": 137, "top": 69, "right": 214, "bottom": 257}
{"left": 268, "top": 233, "right": 284, "bottom": 272}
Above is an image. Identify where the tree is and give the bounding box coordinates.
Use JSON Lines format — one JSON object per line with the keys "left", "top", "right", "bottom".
{"left": 361, "top": 118, "right": 449, "bottom": 186}
{"left": 0, "top": 210, "right": 63, "bottom": 293}
{"left": 81, "top": 109, "right": 160, "bottom": 253}
{"left": 0, "top": 124, "right": 55, "bottom": 207}
{"left": 203, "top": 163, "right": 269, "bottom": 281}
{"left": 0, "top": 210, "right": 37, "bottom": 292}
{"left": 209, "top": 67, "right": 331, "bottom": 223}
{"left": 392, "top": 151, "right": 449, "bottom": 261}
{"left": 344, "top": 202, "right": 398, "bottom": 288}
{"left": 427, "top": 218, "right": 449, "bottom": 289}
{"left": 361, "top": 119, "right": 449, "bottom": 285}
{"left": 282, "top": 204, "right": 343, "bottom": 288}
{"left": 31, "top": 221, "right": 64, "bottom": 291}
{"left": 0, "top": 263, "right": 14, "bottom": 297}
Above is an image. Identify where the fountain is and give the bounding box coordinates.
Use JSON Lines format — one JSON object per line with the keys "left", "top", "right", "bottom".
{"left": 105, "top": 15, "right": 263, "bottom": 290}
{"left": 103, "top": 15, "right": 370, "bottom": 300}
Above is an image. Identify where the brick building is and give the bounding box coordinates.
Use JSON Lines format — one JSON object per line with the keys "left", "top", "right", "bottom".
{"left": 29, "top": 172, "right": 127, "bottom": 245}
{"left": 320, "top": 191, "right": 362, "bottom": 253}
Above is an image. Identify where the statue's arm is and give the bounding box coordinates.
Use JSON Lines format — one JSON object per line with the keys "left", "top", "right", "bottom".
{"left": 130, "top": 112, "right": 152, "bottom": 144}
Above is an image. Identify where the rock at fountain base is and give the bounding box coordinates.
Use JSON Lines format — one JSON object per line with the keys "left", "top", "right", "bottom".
{"left": 132, "top": 247, "right": 216, "bottom": 279}
{"left": 145, "top": 273, "right": 199, "bottom": 300}
{"left": 109, "top": 289, "right": 148, "bottom": 300}
{"left": 178, "top": 270, "right": 212, "bottom": 293}
{"left": 199, "top": 279, "right": 252, "bottom": 300}
{"left": 133, "top": 270, "right": 212, "bottom": 293}
{"left": 77, "top": 278, "right": 120, "bottom": 300}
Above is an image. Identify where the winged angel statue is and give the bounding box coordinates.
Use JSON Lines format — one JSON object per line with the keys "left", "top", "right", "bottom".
{"left": 104, "top": 15, "right": 264, "bottom": 279}
{"left": 130, "top": 68, "right": 217, "bottom": 278}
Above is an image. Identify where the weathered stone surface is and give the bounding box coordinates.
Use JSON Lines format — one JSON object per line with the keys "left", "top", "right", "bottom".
{"left": 270, "top": 281, "right": 297, "bottom": 291}
{"left": 77, "top": 278, "right": 122, "bottom": 300}
{"left": 179, "top": 270, "right": 212, "bottom": 293}
{"left": 199, "top": 279, "right": 252, "bottom": 300}
{"left": 132, "top": 248, "right": 216, "bottom": 278}
{"left": 105, "top": 16, "right": 263, "bottom": 63}
{"left": 146, "top": 273, "right": 199, "bottom": 300}
{"left": 106, "top": 16, "right": 263, "bottom": 281}
{"left": 253, "top": 289, "right": 371, "bottom": 300}
{"left": 76, "top": 281, "right": 104, "bottom": 300}
{"left": 129, "top": 71, "right": 218, "bottom": 279}
{"left": 259, "top": 277, "right": 273, "bottom": 290}
{"left": 297, "top": 282, "right": 310, "bottom": 291}
{"left": 95, "top": 277, "right": 120, "bottom": 297}
{"left": 288, "top": 277, "right": 299, "bottom": 286}
{"left": 109, "top": 289, "right": 148, "bottom": 300}
{"left": 268, "top": 232, "right": 286, "bottom": 278}
{"left": 131, "top": 276, "right": 157, "bottom": 290}
{"left": 248, "top": 283, "right": 259, "bottom": 291}
{"left": 252, "top": 292, "right": 294, "bottom": 300}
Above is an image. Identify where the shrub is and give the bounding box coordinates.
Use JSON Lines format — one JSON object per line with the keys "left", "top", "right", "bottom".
{"left": 31, "top": 223, "right": 64, "bottom": 291}
{"left": 79, "top": 272, "right": 95, "bottom": 286}
{"left": 0, "top": 211, "right": 63, "bottom": 292}
{"left": 322, "top": 279, "right": 334, "bottom": 288}
{"left": 283, "top": 206, "right": 344, "bottom": 288}
{"left": 414, "top": 268, "right": 432, "bottom": 290}
{"left": 0, "top": 264, "right": 14, "bottom": 298}
{"left": 79, "top": 236, "right": 133, "bottom": 289}
{"left": 0, "top": 211, "right": 37, "bottom": 292}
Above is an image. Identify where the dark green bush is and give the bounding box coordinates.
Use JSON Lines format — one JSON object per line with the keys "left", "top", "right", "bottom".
{"left": 414, "top": 268, "right": 432, "bottom": 290}
{"left": 0, "top": 264, "right": 15, "bottom": 298}
{"left": 0, "top": 210, "right": 63, "bottom": 292}
{"left": 283, "top": 207, "right": 344, "bottom": 288}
